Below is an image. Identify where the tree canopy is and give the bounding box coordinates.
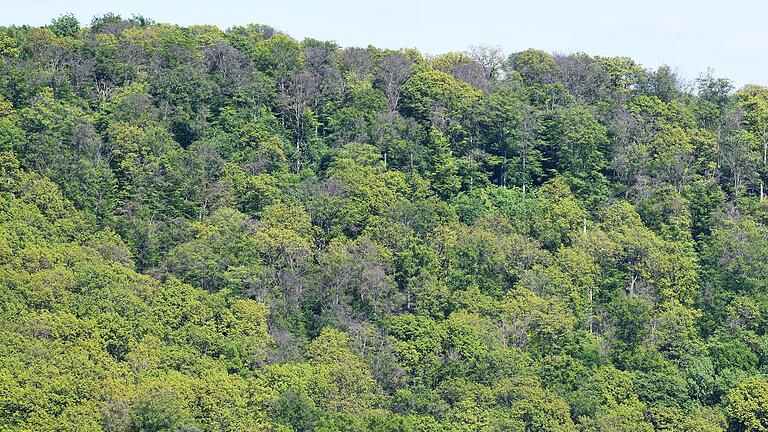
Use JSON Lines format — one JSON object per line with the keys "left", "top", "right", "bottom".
{"left": 0, "top": 13, "right": 767, "bottom": 432}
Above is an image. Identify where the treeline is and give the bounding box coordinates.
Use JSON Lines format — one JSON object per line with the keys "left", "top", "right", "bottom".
{"left": 2, "top": 12, "right": 768, "bottom": 431}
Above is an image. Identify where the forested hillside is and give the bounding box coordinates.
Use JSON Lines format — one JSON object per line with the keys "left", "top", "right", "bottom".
{"left": 3, "top": 12, "right": 768, "bottom": 431}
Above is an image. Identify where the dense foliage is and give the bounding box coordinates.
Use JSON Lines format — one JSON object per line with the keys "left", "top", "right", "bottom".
{"left": 3, "top": 12, "right": 768, "bottom": 431}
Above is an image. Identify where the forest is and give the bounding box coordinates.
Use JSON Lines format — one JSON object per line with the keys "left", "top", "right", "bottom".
{"left": 3, "top": 12, "right": 768, "bottom": 431}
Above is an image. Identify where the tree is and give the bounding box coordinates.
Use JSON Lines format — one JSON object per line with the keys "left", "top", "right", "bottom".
{"left": 494, "top": 378, "right": 577, "bottom": 431}
{"left": 375, "top": 51, "right": 413, "bottom": 112}
{"left": 726, "top": 377, "right": 768, "bottom": 432}
{"left": 50, "top": 14, "right": 80, "bottom": 38}
{"left": 721, "top": 129, "right": 760, "bottom": 194}
{"left": 425, "top": 128, "right": 461, "bottom": 198}
{"left": 306, "top": 328, "right": 382, "bottom": 412}
{"left": 129, "top": 390, "right": 197, "bottom": 432}
{"left": 540, "top": 104, "right": 609, "bottom": 197}
{"left": 511, "top": 49, "right": 559, "bottom": 85}
{"left": 400, "top": 68, "right": 481, "bottom": 134}
{"left": 164, "top": 208, "right": 264, "bottom": 292}
{"left": 466, "top": 45, "right": 505, "bottom": 81}
{"left": 737, "top": 85, "right": 768, "bottom": 198}
{"left": 532, "top": 178, "right": 587, "bottom": 250}
{"left": 475, "top": 84, "right": 542, "bottom": 189}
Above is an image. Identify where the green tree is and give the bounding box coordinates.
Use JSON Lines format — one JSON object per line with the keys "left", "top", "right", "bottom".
{"left": 726, "top": 377, "right": 768, "bottom": 432}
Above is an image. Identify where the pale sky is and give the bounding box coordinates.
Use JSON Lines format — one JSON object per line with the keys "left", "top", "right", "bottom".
{"left": 1, "top": 0, "right": 766, "bottom": 89}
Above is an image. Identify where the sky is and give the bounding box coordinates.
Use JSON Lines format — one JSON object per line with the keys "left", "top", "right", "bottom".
{"left": 1, "top": 0, "right": 767, "bottom": 89}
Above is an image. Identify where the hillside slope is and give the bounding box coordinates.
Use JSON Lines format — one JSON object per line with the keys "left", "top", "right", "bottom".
{"left": 2, "top": 13, "right": 768, "bottom": 431}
